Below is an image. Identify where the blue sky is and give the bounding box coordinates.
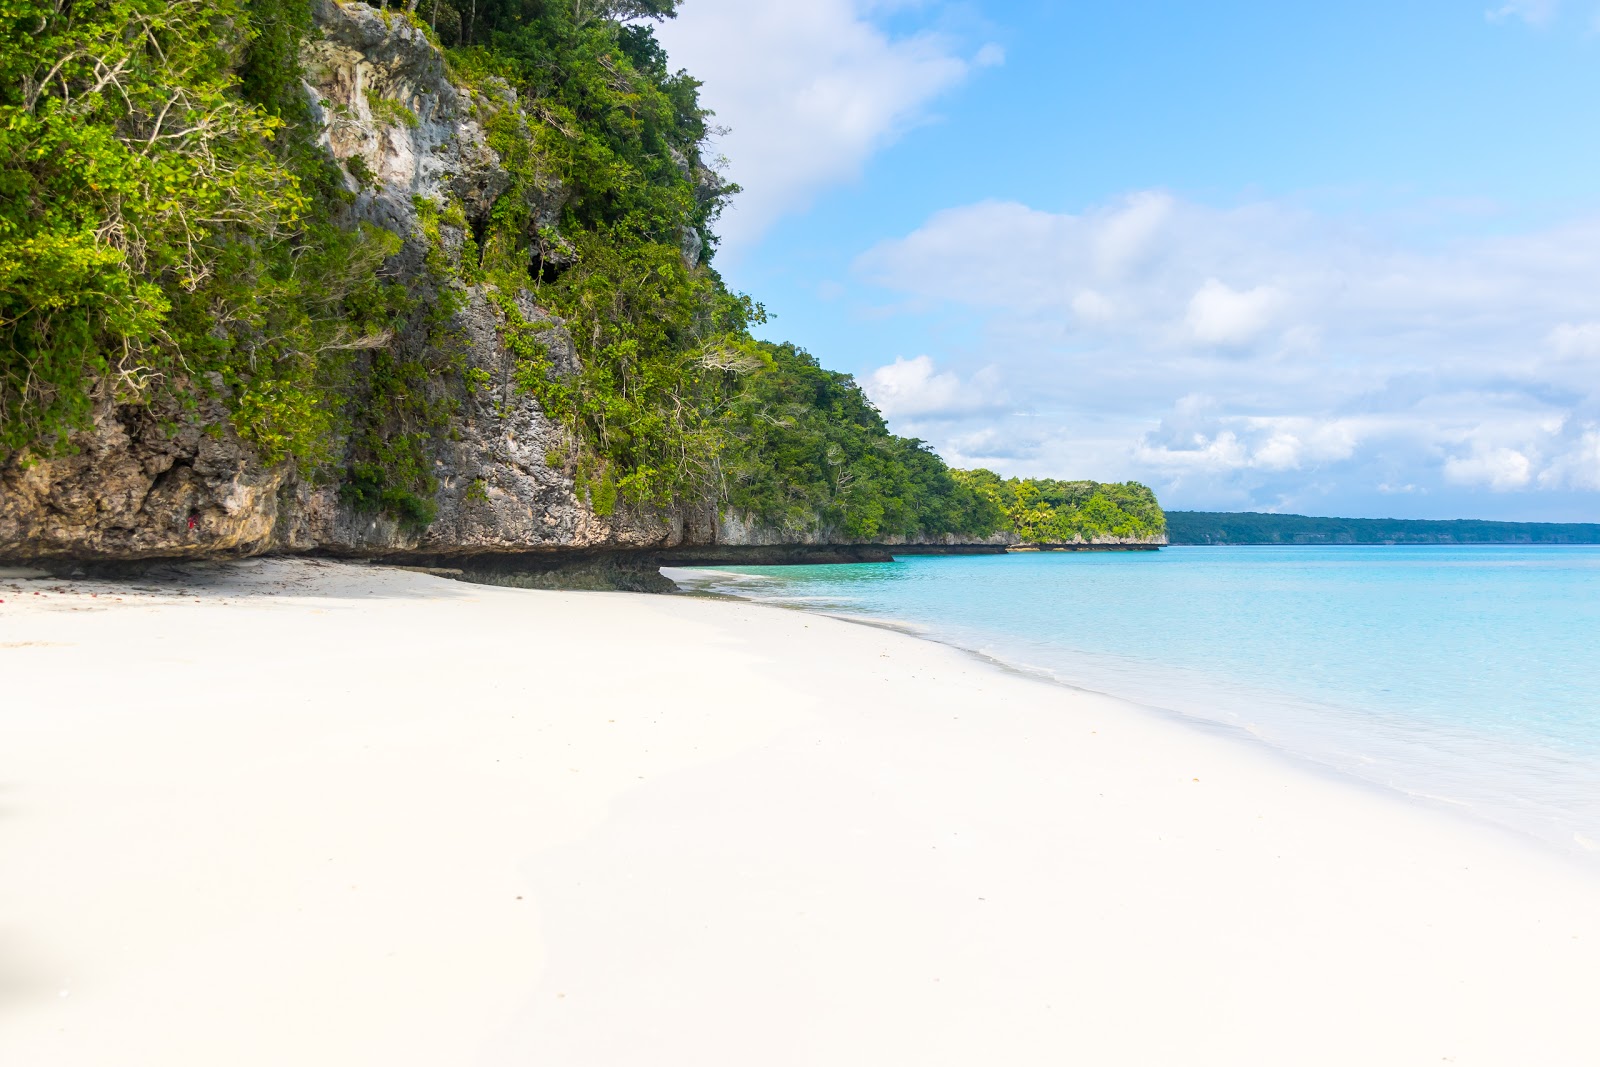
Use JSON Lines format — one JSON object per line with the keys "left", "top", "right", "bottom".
{"left": 657, "top": 1, "right": 1600, "bottom": 519}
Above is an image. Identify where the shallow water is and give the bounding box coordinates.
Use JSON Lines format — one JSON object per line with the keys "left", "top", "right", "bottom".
{"left": 671, "top": 547, "right": 1600, "bottom": 858}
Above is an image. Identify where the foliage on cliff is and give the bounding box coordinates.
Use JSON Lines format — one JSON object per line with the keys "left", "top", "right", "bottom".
{"left": 953, "top": 471, "right": 1166, "bottom": 543}
{"left": 0, "top": 0, "right": 406, "bottom": 462}
{"left": 451, "top": 0, "right": 724, "bottom": 259}
{"left": 0, "top": 0, "right": 1157, "bottom": 542}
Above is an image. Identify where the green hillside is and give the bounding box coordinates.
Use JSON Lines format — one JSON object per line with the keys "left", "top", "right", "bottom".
{"left": 1166, "top": 512, "right": 1600, "bottom": 545}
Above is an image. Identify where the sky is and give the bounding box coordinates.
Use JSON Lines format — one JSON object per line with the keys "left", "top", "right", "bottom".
{"left": 655, "top": 0, "right": 1600, "bottom": 520}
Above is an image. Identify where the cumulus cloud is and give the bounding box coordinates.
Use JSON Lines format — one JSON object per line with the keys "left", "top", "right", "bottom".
{"left": 654, "top": 1, "right": 999, "bottom": 250}
{"left": 1538, "top": 427, "right": 1600, "bottom": 489}
{"left": 1093, "top": 191, "right": 1173, "bottom": 278}
{"left": 850, "top": 190, "right": 1600, "bottom": 514}
{"left": 1185, "top": 279, "right": 1281, "bottom": 346}
{"left": 1445, "top": 446, "right": 1535, "bottom": 489}
{"left": 1135, "top": 398, "right": 1360, "bottom": 475}
{"left": 1071, "top": 289, "right": 1115, "bottom": 324}
{"left": 863, "top": 355, "right": 1005, "bottom": 419}
{"left": 856, "top": 193, "right": 1314, "bottom": 342}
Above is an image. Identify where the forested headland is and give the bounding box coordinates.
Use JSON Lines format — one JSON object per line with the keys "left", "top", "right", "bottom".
{"left": 1166, "top": 512, "right": 1600, "bottom": 545}
{"left": 0, "top": 0, "right": 1163, "bottom": 556}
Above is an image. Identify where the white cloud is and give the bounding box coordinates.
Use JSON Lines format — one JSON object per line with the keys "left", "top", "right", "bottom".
{"left": 856, "top": 200, "right": 1070, "bottom": 311}
{"left": 973, "top": 42, "right": 1006, "bottom": 68}
{"left": 1071, "top": 289, "right": 1115, "bottom": 324}
{"left": 1185, "top": 279, "right": 1281, "bottom": 346}
{"left": 1093, "top": 191, "right": 1174, "bottom": 278}
{"left": 855, "top": 193, "right": 1305, "bottom": 332}
{"left": 1538, "top": 427, "right": 1600, "bottom": 489}
{"left": 1445, "top": 446, "right": 1535, "bottom": 489}
{"left": 1548, "top": 321, "right": 1600, "bottom": 357}
{"left": 654, "top": 1, "right": 995, "bottom": 250}
{"left": 863, "top": 355, "right": 1004, "bottom": 419}
{"left": 1135, "top": 399, "right": 1361, "bottom": 475}
{"left": 1137, "top": 429, "right": 1250, "bottom": 474}
{"left": 1253, "top": 422, "right": 1359, "bottom": 471}
{"left": 850, "top": 190, "right": 1600, "bottom": 511}
{"left": 1486, "top": 0, "right": 1558, "bottom": 25}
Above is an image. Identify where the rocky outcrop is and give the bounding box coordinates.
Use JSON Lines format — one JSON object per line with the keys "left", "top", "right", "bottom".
{"left": 288, "top": 290, "right": 693, "bottom": 558}
{"left": 0, "top": 1, "right": 684, "bottom": 565}
{"left": 292, "top": 1, "right": 685, "bottom": 556}
{"left": 0, "top": 378, "right": 294, "bottom": 561}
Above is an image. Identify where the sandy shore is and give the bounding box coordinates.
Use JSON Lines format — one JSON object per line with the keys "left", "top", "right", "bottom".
{"left": 2, "top": 558, "right": 1597, "bottom": 1065}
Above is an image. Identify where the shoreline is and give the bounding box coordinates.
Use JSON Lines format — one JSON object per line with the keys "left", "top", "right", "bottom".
{"left": 4, "top": 558, "right": 1598, "bottom": 1065}
{"left": 668, "top": 559, "right": 1600, "bottom": 870}
{"left": 665, "top": 563, "right": 1600, "bottom": 870}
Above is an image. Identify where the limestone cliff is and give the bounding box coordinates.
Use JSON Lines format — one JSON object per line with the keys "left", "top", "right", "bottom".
{"left": 1, "top": 2, "right": 693, "bottom": 564}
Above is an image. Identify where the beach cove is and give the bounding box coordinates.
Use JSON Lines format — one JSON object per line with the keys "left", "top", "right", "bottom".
{"left": 3, "top": 558, "right": 1598, "bottom": 1065}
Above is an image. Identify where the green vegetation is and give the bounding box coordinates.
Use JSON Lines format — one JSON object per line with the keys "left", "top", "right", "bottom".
{"left": 0, "top": 0, "right": 408, "bottom": 466}
{"left": 364, "top": 87, "right": 419, "bottom": 128}
{"left": 1166, "top": 512, "right": 1600, "bottom": 545}
{"left": 439, "top": 0, "right": 760, "bottom": 512}
{"left": 954, "top": 472, "right": 1166, "bottom": 543}
{"left": 0, "top": 0, "right": 1163, "bottom": 543}
{"left": 722, "top": 342, "right": 1002, "bottom": 540}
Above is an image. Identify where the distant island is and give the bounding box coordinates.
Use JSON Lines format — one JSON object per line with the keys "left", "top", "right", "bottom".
{"left": 1166, "top": 512, "right": 1600, "bottom": 545}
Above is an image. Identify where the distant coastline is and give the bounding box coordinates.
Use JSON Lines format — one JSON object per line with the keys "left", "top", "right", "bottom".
{"left": 1167, "top": 511, "right": 1600, "bottom": 545}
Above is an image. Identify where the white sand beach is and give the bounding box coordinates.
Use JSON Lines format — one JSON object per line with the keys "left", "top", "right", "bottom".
{"left": 2, "top": 558, "right": 1597, "bottom": 1066}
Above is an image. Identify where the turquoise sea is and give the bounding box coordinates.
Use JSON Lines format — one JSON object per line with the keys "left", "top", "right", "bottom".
{"left": 672, "top": 547, "right": 1600, "bottom": 859}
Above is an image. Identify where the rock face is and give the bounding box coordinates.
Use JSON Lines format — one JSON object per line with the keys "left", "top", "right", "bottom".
{"left": 0, "top": 1, "right": 686, "bottom": 565}
{"left": 303, "top": 0, "right": 506, "bottom": 240}
{"left": 294, "top": 1, "right": 684, "bottom": 557}
{"left": 0, "top": 379, "right": 294, "bottom": 561}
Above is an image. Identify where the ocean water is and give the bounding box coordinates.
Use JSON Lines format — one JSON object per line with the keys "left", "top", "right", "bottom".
{"left": 670, "top": 547, "right": 1600, "bottom": 858}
